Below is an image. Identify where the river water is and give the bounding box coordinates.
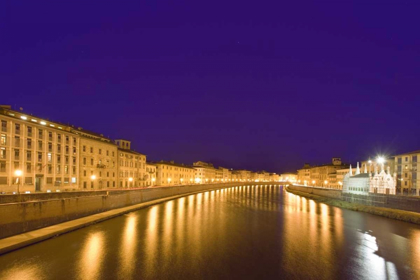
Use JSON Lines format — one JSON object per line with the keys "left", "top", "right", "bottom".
{"left": 0, "top": 185, "right": 419, "bottom": 280}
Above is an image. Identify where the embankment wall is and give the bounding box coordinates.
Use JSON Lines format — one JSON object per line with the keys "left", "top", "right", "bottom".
{"left": 0, "top": 183, "right": 278, "bottom": 239}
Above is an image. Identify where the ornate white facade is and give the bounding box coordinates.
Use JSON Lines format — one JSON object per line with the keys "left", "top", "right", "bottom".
{"left": 343, "top": 162, "right": 396, "bottom": 195}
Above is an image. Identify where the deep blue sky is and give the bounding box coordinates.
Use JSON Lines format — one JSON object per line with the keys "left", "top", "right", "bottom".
{"left": 2, "top": 1, "right": 420, "bottom": 172}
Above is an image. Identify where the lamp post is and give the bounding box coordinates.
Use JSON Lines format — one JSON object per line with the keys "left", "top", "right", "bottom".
{"left": 14, "top": 170, "right": 22, "bottom": 194}
{"left": 128, "top": 177, "right": 133, "bottom": 188}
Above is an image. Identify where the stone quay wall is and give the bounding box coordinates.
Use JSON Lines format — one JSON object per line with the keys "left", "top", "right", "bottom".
{"left": 0, "top": 183, "right": 278, "bottom": 239}
{"left": 288, "top": 185, "right": 420, "bottom": 213}
{"left": 288, "top": 185, "right": 342, "bottom": 199}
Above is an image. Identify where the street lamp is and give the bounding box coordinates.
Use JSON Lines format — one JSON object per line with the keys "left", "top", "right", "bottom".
{"left": 324, "top": 180, "right": 328, "bottom": 187}
{"left": 129, "top": 177, "right": 133, "bottom": 188}
{"left": 14, "top": 169, "right": 22, "bottom": 194}
{"left": 180, "top": 178, "right": 184, "bottom": 184}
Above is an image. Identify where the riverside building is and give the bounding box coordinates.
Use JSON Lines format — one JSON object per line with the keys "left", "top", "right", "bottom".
{"left": 0, "top": 106, "right": 80, "bottom": 193}
{"left": 393, "top": 150, "right": 420, "bottom": 195}
{"left": 115, "top": 139, "right": 147, "bottom": 188}
{"left": 155, "top": 160, "right": 195, "bottom": 186}
{"left": 145, "top": 163, "right": 156, "bottom": 186}
{"left": 193, "top": 161, "right": 217, "bottom": 183}
{"left": 77, "top": 129, "right": 118, "bottom": 190}
{"left": 343, "top": 160, "right": 396, "bottom": 195}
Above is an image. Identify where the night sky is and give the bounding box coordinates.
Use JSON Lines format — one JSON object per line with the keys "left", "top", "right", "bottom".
{"left": 2, "top": 1, "right": 420, "bottom": 173}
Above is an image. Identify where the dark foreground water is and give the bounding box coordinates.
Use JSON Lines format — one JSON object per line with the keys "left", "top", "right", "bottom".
{"left": 0, "top": 185, "right": 419, "bottom": 280}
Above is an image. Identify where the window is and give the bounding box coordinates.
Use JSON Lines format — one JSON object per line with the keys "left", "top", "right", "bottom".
{"left": 99, "top": 149, "right": 102, "bottom": 155}
{"left": 83, "top": 157, "right": 86, "bottom": 165}
{"left": 38, "top": 152, "right": 42, "bottom": 162}
{"left": 91, "top": 158, "right": 94, "bottom": 165}
{"left": 65, "top": 146, "right": 69, "bottom": 154}
{"left": 72, "top": 166, "right": 76, "bottom": 174}
{"left": 48, "top": 142, "right": 52, "bottom": 152}
{"left": 27, "top": 126, "right": 32, "bottom": 137}
{"left": 73, "top": 137, "right": 76, "bottom": 146}
{"left": 48, "top": 164, "right": 52, "bottom": 174}
{"left": 413, "top": 156, "right": 418, "bottom": 163}
{"left": 73, "top": 157, "right": 76, "bottom": 165}
{"left": 90, "top": 147, "right": 93, "bottom": 153}
{"left": 15, "top": 124, "right": 20, "bottom": 134}
{"left": 65, "top": 156, "right": 69, "bottom": 164}
{"left": 73, "top": 147, "right": 76, "bottom": 154}
{"left": 57, "top": 134, "right": 61, "bottom": 142}
{"left": 1, "top": 120, "right": 7, "bottom": 132}
{"left": 398, "top": 158, "right": 402, "bottom": 164}
{"left": 57, "top": 155, "right": 61, "bottom": 164}
{"left": 107, "top": 172, "right": 109, "bottom": 177}
{"left": 38, "top": 129, "right": 43, "bottom": 139}
{"left": 106, "top": 150, "right": 109, "bottom": 156}
{"left": 64, "top": 165, "right": 68, "bottom": 174}
{"left": 26, "top": 163, "right": 31, "bottom": 173}
{"left": 91, "top": 181, "right": 93, "bottom": 188}
{"left": 0, "top": 148, "right": 6, "bottom": 159}
{"left": 0, "top": 161, "right": 6, "bottom": 172}
{"left": 84, "top": 170, "right": 87, "bottom": 176}
{"left": 57, "top": 144, "right": 61, "bottom": 153}
{"left": 26, "top": 151, "right": 32, "bottom": 161}
{"left": 25, "top": 177, "right": 33, "bottom": 184}
{"left": 48, "top": 132, "right": 53, "bottom": 141}
{"left": 0, "top": 134, "right": 5, "bottom": 145}
{"left": 47, "top": 177, "right": 53, "bottom": 184}
{"left": 48, "top": 153, "right": 52, "bottom": 162}
{"left": 83, "top": 145, "right": 86, "bottom": 152}
{"left": 112, "top": 152, "right": 114, "bottom": 157}
{"left": 65, "top": 136, "right": 69, "bottom": 144}
{"left": 38, "top": 140, "right": 42, "bottom": 150}
{"left": 14, "top": 149, "right": 20, "bottom": 160}
{"left": 83, "top": 182, "right": 87, "bottom": 188}
{"left": 57, "top": 165, "right": 61, "bottom": 174}
{"left": 405, "top": 157, "right": 408, "bottom": 162}
{"left": 14, "top": 136, "right": 20, "bottom": 147}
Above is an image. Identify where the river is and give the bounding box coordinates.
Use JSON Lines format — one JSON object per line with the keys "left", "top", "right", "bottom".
{"left": 0, "top": 185, "right": 419, "bottom": 279}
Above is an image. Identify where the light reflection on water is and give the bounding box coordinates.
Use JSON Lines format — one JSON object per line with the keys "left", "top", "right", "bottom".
{"left": 78, "top": 231, "right": 105, "bottom": 280}
{"left": 0, "top": 184, "right": 419, "bottom": 279}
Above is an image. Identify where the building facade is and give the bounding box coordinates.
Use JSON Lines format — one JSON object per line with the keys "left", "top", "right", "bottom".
{"left": 155, "top": 161, "right": 195, "bottom": 186}
{"left": 394, "top": 151, "right": 419, "bottom": 195}
{"left": 115, "top": 140, "right": 147, "bottom": 188}
{"left": 0, "top": 106, "right": 80, "bottom": 193}
{"left": 343, "top": 162, "right": 396, "bottom": 195}
{"left": 77, "top": 131, "right": 118, "bottom": 190}
{"left": 145, "top": 163, "right": 156, "bottom": 187}
{"left": 193, "top": 161, "right": 216, "bottom": 183}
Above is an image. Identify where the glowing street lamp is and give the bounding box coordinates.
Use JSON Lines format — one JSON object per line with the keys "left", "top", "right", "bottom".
{"left": 376, "top": 156, "right": 385, "bottom": 164}
{"left": 128, "top": 177, "right": 133, "bottom": 182}
{"left": 14, "top": 169, "right": 22, "bottom": 194}
{"left": 90, "top": 175, "right": 96, "bottom": 180}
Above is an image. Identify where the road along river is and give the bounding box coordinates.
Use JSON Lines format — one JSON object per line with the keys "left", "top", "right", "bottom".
{"left": 0, "top": 185, "right": 419, "bottom": 279}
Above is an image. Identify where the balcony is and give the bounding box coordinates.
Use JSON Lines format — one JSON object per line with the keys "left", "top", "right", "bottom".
{"left": 97, "top": 164, "right": 106, "bottom": 169}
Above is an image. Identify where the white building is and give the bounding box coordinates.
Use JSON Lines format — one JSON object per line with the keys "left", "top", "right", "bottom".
{"left": 343, "top": 161, "right": 396, "bottom": 195}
